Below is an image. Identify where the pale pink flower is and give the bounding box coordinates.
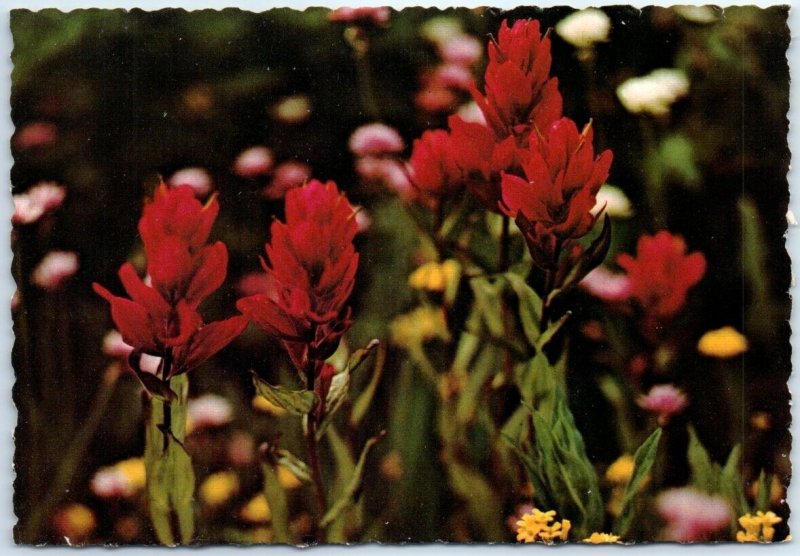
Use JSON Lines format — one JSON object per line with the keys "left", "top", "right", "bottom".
{"left": 91, "top": 468, "right": 131, "bottom": 498}
{"left": 12, "top": 181, "right": 66, "bottom": 225}
{"left": 656, "top": 488, "right": 731, "bottom": 542}
{"left": 227, "top": 431, "right": 256, "bottom": 466}
{"left": 638, "top": 384, "right": 688, "bottom": 425}
{"left": 438, "top": 35, "right": 483, "bottom": 67}
{"left": 263, "top": 161, "right": 311, "bottom": 200}
{"left": 506, "top": 503, "right": 534, "bottom": 533}
{"left": 328, "top": 6, "right": 390, "bottom": 26}
{"left": 354, "top": 207, "right": 372, "bottom": 234}
{"left": 102, "top": 330, "right": 134, "bottom": 359}
{"left": 456, "top": 101, "right": 487, "bottom": 125}
{"left": 31, "top": 251, "right": 79, "bottom": 290}
{"left": 187, "top": 394, "right": 234, "bottom": 433}
{"left": 13, "top": 121, "right": 57, "bottom": 149}
{"left": 580, "top": 266, "right": 632, "bottom": 302}
{"left": 349, "top": 123, "right": 405, "bottom": 157}
{"left": 428, "top": 64, "right": 474, "bottom": 91}
{"left": 167, "top": 167, "right": 213, "bottom": 198}
{"left": 355, "top": 157, "right": 416, "bottom": 202}
{"left": 233, "top": 146, "right": 275, "bottom": 179}
{"left": 139, "top": 354, "right": 162, "bottom": 375}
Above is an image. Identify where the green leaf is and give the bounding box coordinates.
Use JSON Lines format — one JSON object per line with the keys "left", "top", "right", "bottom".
{"left": 345, "top": 338, "right": 380, "bottom": 374}
{"left": 504, "top": 272, "right": 543, "bottom": 345}
{"left": 272, "top": 448, "right": 312, "bottom": 484}
{"left": 446, "top": 460, "right": 506, "bottom": 540}
{"left": 261, "top": 462, "right": 291, "bottom": 543}
{"left": 537, "top": 312, "right": 570, "bottom": 351}
{"left": 349, "top": 344, "right": 386, "bottom": 428}
{"left": 514, "top": 352, "right": 556, "bottom": 417}
{"left": 325, "top": 426, "right": 357, "bottom": 542}
{"left": 720, "top": 444, "right": 748, "bottom": 518}
{"left": 550, "top": 215, "right": 612, "bottom": 301}
{"left": 455, "top": 345, "right": 499, "bottom": 425}
{"left": 615, "top": 428, "right": 663, "bottom": 537}
{"left": 753, "top": 470, "right": 770, "bottom": 513}
{"left": 469, "top": 277, "right": 506, "bottom": 338}
{"left": 687, "top": 426, "right": 720, "bottom": 493}
{"left": 319, "top": 431, "right": 385, "bottom": 528}
{"left": 316, "top": 371, "right": 350, "bottom": 441}
{"left": 251, "top": 372, "right": 317, "bottom": 416}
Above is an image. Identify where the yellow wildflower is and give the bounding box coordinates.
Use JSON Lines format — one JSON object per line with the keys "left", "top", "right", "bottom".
{"left": 200, "top": 471, "right": 240, "bottom": 507}
{"left": 737, "top": 511, "right": 782, "bottom": 542}
{"left": 697, "top": 326, "right": 748, "bottom": 358}
{"left": 115, "top": 458, "right": 146, "bottom": 492}
{"left": 583, "top": 532, "right": 622, "bottom": 544}
{"left": 750, "top": 411, "right": 772, "bottom": 430}
{"left": 240, "top": 494, "right": 271, "bottom": 523}
{"left": 251, "top": 394, "right": 287, "bottom": 417}
{"left": 605, "top": 454, "right": 635, "bottom": 484}
{"left": 390, "top": 305, "right": 450, "bottom": 348}
{"left": 408, "top": 259, "right": 460, "bottom": 292}
{"left": 277, "top": 465, "right": 302, "bottom": 490}
{"left": 53, "top": 503, "right": 97, "bottom": 543}
{"left": 516, "top": 508, "right": 570, "bottom": 544}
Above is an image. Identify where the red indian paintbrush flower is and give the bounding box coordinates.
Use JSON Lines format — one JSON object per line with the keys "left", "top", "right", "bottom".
{"left": 93, "top": 184, "right": 247, "bottom": 378}
{"left": 500, "top": 117, "right": 613, "bottom": 268}
{"left": 472, "top": 19, "right": 563, "bottom": 142}
{"left": 616, "top": 231, "right": 707, "bottom": 319}
{"left": 407, "top": 129, "right": 463, "bottom": 208}
{"left": 236, "top": 179, "right": 359, "bottom": 370}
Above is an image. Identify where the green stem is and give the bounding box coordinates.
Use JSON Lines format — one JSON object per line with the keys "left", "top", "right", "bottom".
{"left": 305, "top": 362, "right": 328, "bottom": 539}
{"left": 499, "top": 215, "right": 510, "bottom": 272}
{"left": 353, "top": 37, "right": 380, "bottom": 120}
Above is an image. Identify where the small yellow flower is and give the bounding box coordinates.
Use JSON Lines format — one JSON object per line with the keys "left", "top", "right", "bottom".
{"left": 200, "top": 471, "right": 240, "bottom": 507}
{"left": 390, "top": 305, "right": 450, "bottom": 348}
{"left": 240, "top": 494, "right": 271, "bottom": 523}
{"left": 583, "top": 532, "right": 622, "bottom": 544}
{"left": 277, "top": 465, "right": 302, "bottom": 490}
{"left": 750, "top": 411, "right": 772, "bottom": 430}
{"left": 408, "top": 259, "right": 460, "bottom": 292}
{"left": 251, "top": 394, "right": 288, "bottom": 417}
{"left": 516, "top": 508, "right": 570, "bottom": 544}
{"left": 54, "top": 503, "right": 97, "bottom": 543}
{"left": 697, "top": 326, "right": 748, "bottom": 358}
{"left": 115, "top": 458, "right": 146, "bottom": 492}
{"left": 737, "top": 511, "right": 783, "bottom": 542}
{"left": 605, "top": 454, "right": 635, "bottom": 485}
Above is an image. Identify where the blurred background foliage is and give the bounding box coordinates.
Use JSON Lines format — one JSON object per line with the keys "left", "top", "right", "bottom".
{"left": 11, "top": 6, "right": 790, "bottom": 544}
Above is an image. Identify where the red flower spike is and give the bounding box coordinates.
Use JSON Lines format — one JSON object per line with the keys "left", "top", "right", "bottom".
{"left": 407, "top": 129, "right": 463, "bottom": 207}
{"left": 472, "top": 19, "right": 563, "bottom": 142}
{"left": 236, "top": 180, "right": 359, "bottom": 371}
{"left": 617, "top": 231, "right": 707, "bottom": 319}
{"left": 171, "top": 315, "right": 249, "bottom": 377}
{"left": 500, "top": 117, "right": 612, "bottom": 268}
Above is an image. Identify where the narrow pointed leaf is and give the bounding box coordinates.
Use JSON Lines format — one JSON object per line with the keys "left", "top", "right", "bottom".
{"left": 261, "top": 462, "right": 291, "bottom": 543}
{"left": 252, "top": 372, "right": 316, "bottom": 415}
{"left": 615, "top": 427, "right": 663, "bottom": 537}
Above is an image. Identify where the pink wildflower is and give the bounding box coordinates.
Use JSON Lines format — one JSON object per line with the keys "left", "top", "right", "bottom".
{"left": 12, "top": 181, "right": 66, "bottom": 225}
{"left": 638, "top": 384, "right": 688, "bottom": 425}
{"left": 167, "top": 167, "right": 213, "bottom": 198}
{"left": 102, "top": 330, "right": 134, "bottom": 359}
{"left": 31, "top": 251, "right": 79, "bottom": 290}
{"left": 263, "top": 161, "right": 311, "bottom": 200}
{"left": 656, "top": 488, "right": 732, "bottom": 542}
{"left": 349, "top": 123, "right": 405, "bottom": 157}
{"left": 580, "top": 266, "right": 632, "bottom": 302}
{"left": 187, "top": 394, "right": 234, "bottom": 433}
{"left": 328, "top": 7, "right": 390, "bottom": 26}
{"left": 13, "top": 121, "right": 57, "bottom": 150}
{"left": 233, "top": 146, "right": 275, "bottom": 179}
{"left": 438, "top": 35, "right": 483, "bottom": 67}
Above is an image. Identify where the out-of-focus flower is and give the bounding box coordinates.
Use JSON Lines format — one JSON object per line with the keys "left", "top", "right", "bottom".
{"left": 427, "top": 64, "right": 475, "bottom": 91}
{"left": 507, "top": 503, "right": 534, "bottom": 533}
{"left": 241, "top": 494, "right": 271, "bottom": 523}
{"left": 750, "top": 411, "right": 772, "bottom": 431}
{"left": 656, "top": 488, "right": 731, "bottom": 542}
{"left": 328, "top": 6, "right": 390, "bottom": 26}
{"left": 420, "top": 16, "right": 463, "bottom": 45}
{"left": 31, "top": 251, "right": 79, "bottom": 290}
{"left": 390, "top": 305, "right": 451, "bottom": 348}
{"left": 12, "top": 181, "right": 66, "bottom": 225}
{"left": 139, "top": 353, "right": 162, "bottom": 375}
{"left": 271, "top": 95, "right": 312, "bottom": 125}
{"left": 102, "top": 330, "right": 134, "bottom": 359}
{"left": 616, "top": 69, "right": 690, "bottom": 117}
{"left": 168, "top": 167, "right": 213, "bottom": 198}
{"left": 91, "top": 458, "right": 146, "bottom": 499}
{"left": 236, "top": 272, "right": 271, "bottom": 297}
{"left": 438, "top": 35, "right": 483, "bottom": 67}
{"left": 277, "top": 465, "right": 303, "bottom": 490}
{"left": 583, "top": 532, "right": 622, "bottom": 543}
{"left": 114, "top": 515, "right": 142, "bottom": 542}
{"left": 516, "top": 508, "right": 571, "bottom": 544}
{"left": 227, "top": 431, "right": 256, "bottom": 466}
{"left": 348, "top": 123, "right": 405, "bottom": 157}
{"left": 605, "top": 454, "right": 635, "bottom": 485}
{"left": 237, "top": 180, "right": 359, "bottom": 372}
{"left": 591, "top": 184, "right": 634, "bottom": 218}
{"left": 697, "top": 326, "right": 748, "bottom": 358}
{"left": 186, "top": 394, "right": 234, "bottom": 434}
{"left": 472, "top": 19, "right": 562, "bottom": 141}
{"left": 380, "top": 450, "right": 404, "bottom": 481}
{"left": 500, "top": 118, "right": 612, "bottom": 268}
{"left": 408, "top": 129, "right": 463, "bottom": 205}
{"left": 13, "top": 121, "right": 57, "bottom": 150}
{"left": 263, "top": 161, "right": 312, "bottom": 200}
{"left": 199, "top": 471, "right": 240, "bottom": 507}
{"left": 415, "top": 86, "right": 458, "bottom": 113}
{"left": 580, "top": 266, "right": 632, "bottom": 302}
{"left": 737, "top": 511, "right": 782, "bottom": 542}
{"left": 182, "top": 84, "right": 214, "bottom": 116}
{"left": 616, "top": 231, "right": 706, "bottom": 319}
{"left": 638, "top": 384, "right": 688, "bottom": 425}
{"left": 53, "top": 503, "right": 97, "bottom": 544}
{"left": 354, "top": 206, "right": 372, "bottom": 234}
{"left": 252, "top": 394, "right": 288, "bottom": 417}
{"left": 456, "top": 101, "right": 487, "bottom": 125}
{"left": 555, "top": 9, "right": 611, "bottom": 49}
{"left": 408, "top": 259, "right": 460, "bottom": 292}
{"left": 233, "top": 146, "right": 275, "bottom": 179}
{"left": 11, "top": 290, "right": 20, "bottom": 312}
{"left": 674, "top": 6, "right": 719, "bottom": 24}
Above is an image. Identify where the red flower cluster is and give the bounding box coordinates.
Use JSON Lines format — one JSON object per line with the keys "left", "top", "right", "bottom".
{"left": 500, "top": 118, "right": 613, "bottom": 267}
{"left": 407, "top": 129, "right": 463, "bottom": 208}
{"left": 617, "top": 231, "right": 707, "bottom": 319}
{"left": 94, "top": 184, "right": 247, "bottom": 379}
{"left": 236, "top": 179, "right": 359, "bottom": 373}
{"left": 471, "top": 19, "right": 562, "bottom": 142}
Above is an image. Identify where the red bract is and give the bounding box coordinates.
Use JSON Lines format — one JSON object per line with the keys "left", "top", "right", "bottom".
{"left": 617, "top": 231, "right": 707, "bottom": 319}
{"left": 407, "top": 129, "right": 463, "bottom": 207}
{"left": 138, "top": 183, "right": 226, "bottom": 307}
{"left": 472, "top": 19, "right": 562, "bottom": 142}
{"left": 448, "top": 114, "right": 520, "bottom": 212}
{"left": 500, "top": 117, "right": 612, "bottom": 267}
{"left": 236, "top": 180, "right": 359, "bottom": 369}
